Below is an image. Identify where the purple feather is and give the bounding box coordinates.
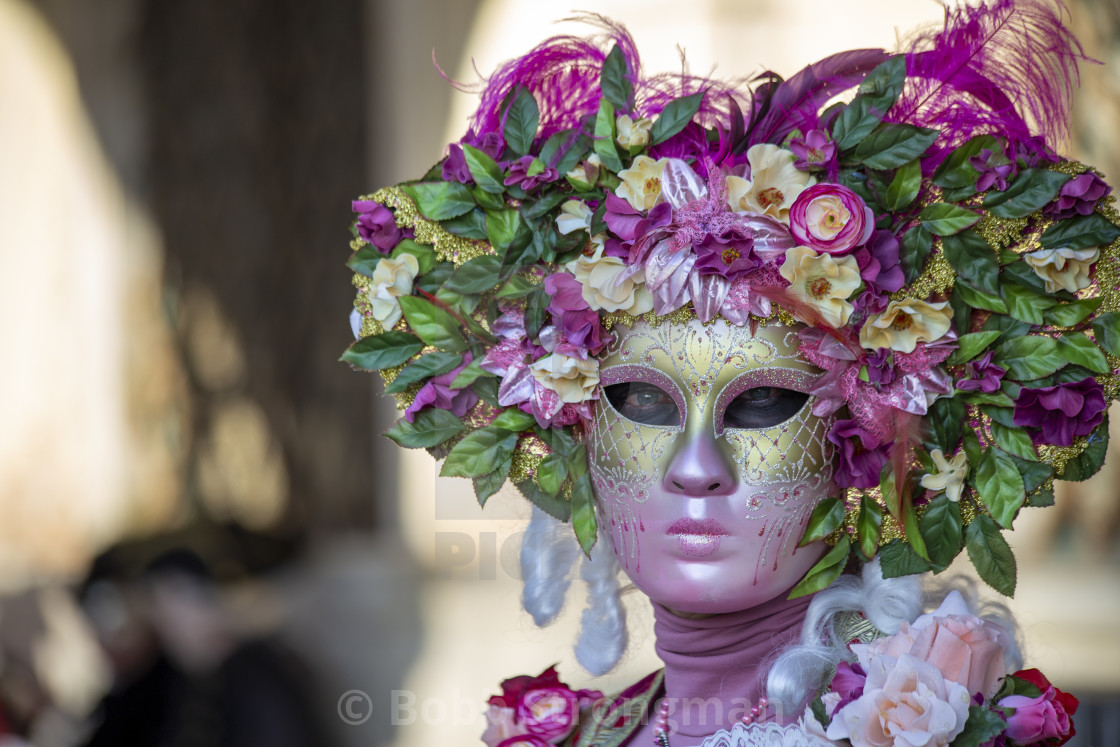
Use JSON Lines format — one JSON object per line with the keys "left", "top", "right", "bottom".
{"left": 889, "top": 0, "right": 1086, "bottom": 163}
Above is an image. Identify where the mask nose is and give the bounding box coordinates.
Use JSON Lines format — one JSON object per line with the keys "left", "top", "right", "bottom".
{"left": 663, "top": 429, "right": 737, "bottom": 496}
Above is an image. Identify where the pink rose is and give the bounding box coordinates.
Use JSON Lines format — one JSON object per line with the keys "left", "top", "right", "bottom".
{"left": 788, "top": 183, "right": 874, "bottom": 255}
{"left": 827, "top": 653, "right": 971, "bottom": 747}
{"left": 516, "top": 687, "right": 580, "bottom": 743}
{"left": 858, "top": 591, "right": 1011, "bottom": 699}
{"left": 482, "top": 666, "right": 602, "bottom": 747}
{"left": 482, "top": 706, "right": 520, "bottom": 747}
{"left": 999, "top": 669, "right": 1079, "bottom": 746}
{"left": 496, "top": 738, "right": 551, "bottom": 747}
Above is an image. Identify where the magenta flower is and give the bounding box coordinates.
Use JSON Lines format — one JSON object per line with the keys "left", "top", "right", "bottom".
{"left": 691, "top": 225, "right": 760, "bottom": 279}
{"left": 1044, "top": 171, "right": 1112, "bottom": 221}
{"left": 516, "top": 687, "right": 580, "bottom": 742}
{"left": 829, "top": 661, "right": 867, "bottom": 716}
{"left": 861, "top": 348, "right": 896, "bottom": 387}
{"left": 956, "top": 351, "right": 1005, "bottom": 393}
{"left": 403, "top": 352, "right": 479, "bottom": 423}
{"left": 788, "top": 183, "right": 874, "bottom": 255}
{"left": 504, "top": 156, "right": 558, "bottom": 192}
{"left": 602, "top": 194, "right": 672, "bottom": 258}
{"left": 828, "top": 418, "right": 889, "bottom": 489}
{"left": 1000, "top": 687, "right": 1073, "bottom": 745}
{"left": 789, "top": 129, "right": 837, "bottom": 173}
{"left": 544, "top": 273, "right": 608, "bottom": 354}
{"left": 495, "top": 738, "right": 550, "bottom": 747}
{"left": 352, "top": 201, "right": 403, "bottom": 252}
{"left": 969, "top": 148, "right": 1017, "bottom": 192}
{"left": 1012, "top": 378, "right": 1106, "bottom": 446}
{"left": 443, "top": 130, "right": 504, "bottom": 184}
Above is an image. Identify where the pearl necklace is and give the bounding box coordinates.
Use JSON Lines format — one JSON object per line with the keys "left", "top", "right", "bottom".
{"left": 653, "top": 696, "right": 770, "bottom": 746}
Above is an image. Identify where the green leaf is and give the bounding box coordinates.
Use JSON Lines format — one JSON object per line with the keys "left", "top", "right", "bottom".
{"left": 954, "top": 281, "right": 1008, "bottom": 314}
{"left": 649, "top": 92, "right": 704, "bottom": 145}
{"left": 989, "top": 421, "right": 1037, "bottom": 461}
{"left": 926, "top": 396, "right": 965, "bottom": 453}
{"left": 1057, "top": 333, "right": 1110, "bottom": 373}
{"left": 462, "top": 144, "right": 506, "bottom": 194}
{"left": 932, "top": 134, "right": 998, "bottom": 189}
{"left": 384, "top": 352, "right": 462, "bottom": 394}
{"left": 445, "top": 255, "right": 502, "bottom": 294}
{"left": 884, "top": 159, "right": 922, "bottom": 211}
{"left": 504, "top": 88, "right": 540, "bottom": 156}
{"left": 832, "top": 98, "right": 882, "bottom": 151}
{"left": 1001, "top": 281, "right": 1056, "bottom": 325}
{"left": 855, "top": 124, "right": 940, "bottom": 170}
{"left": 515, "top": 478, "right": 571, "bottom": 521}
{"left": 879, "top": 539, "right": 932, "bottom": 578}
{"left": 800, "top": 496, "right": 845, "bottom": 546}
{"left": 398, "top": 296, "right": 468, "bottom": 352}
{"left": 1091, "top": 312, "right": 1120, "bottom": 356}
{"left": 471, "top": 185, "right": 506, "bottom": 210}
{"left": 899, "top": 225, "right": 932, "bottom": 284}
{"left": 920, "top": 495, "right": 964, "bottom": 572}
{"left": 401, "top": 181, "right": 476, "bottom": 220}
{"left": 946, "top": 331, "right": 1003, "bottom": 365}
{"left": 485, "top": 208, "right": 524, "bottom": 253}
{"left": 340, "top": 330, "right": 424, "bottom": 371}
{"left": 857, "top": 496, "right": 884, "bottom": 560}
{"left": 901, "top": 490, "right": 930, "bottom": 561}
{"left": 972, "top": 448, "right": 1025, "bottom": 528}
{"left": 524, "top": 286, "right": 550, "bottom": 338}
{"left": 1040, "top": 212, "right": 1120, "bottom": 250}
{"left": 490, "top": 408, "right": 536, "bottom": 432}
{"left": 1045, "top": 297, "right": 1102, "bottom": 327}
{"left": 347, "top": 244, "right": 383, "bottom": 277}
{"left": 857, "top": 55, "right": 906, "bottom": 113}
{"left": 440, "top": 208, "right": 488, "bottom": 240}
{"left": 954, "top": 705, "right": 1010, "bottom": 747}
{"left": 440, "top": 426, "right": 520, "bottom": 478}
{"left": 473, "top": 458, "right": 512, "bottom": 506}
{"left": 1057, "top": 417, "right": 1109, "bottom": 481}
{"left": 496, "top": 274, "right": 538, "bottom": 298}
{"left": 920, "top": 203, "right": 982, "bottom": 236}
{"left": 984, "top": 168, "right": 1071, "bottom": 219}
{"left": 592, "top": 98, "right": 624, "bottom": 172}
{"left": 993, "top": 335, "right": 1064, "bottom": 380}
{"left": 601, "top": 44, "right": 632, "bottom": 112}
{"left": 570, "top": 467, "right": 598, "bottom": 556}
{"left": 390, "top": 238, "right": 438, "bottom": 275}
{"left": 789, "top": 536, "right": 850, "bottom": 599}
{"left": 472, "top": 377, "right": 500, "bottom": 407}
{"left": 384, "top": 408, "right": 466, "bottom": 449}
{"left": 450, "top": 358, "right": 491, "bottom": 388}
{"left": 942, "top": 230, "right": 999, "bottom": 294}
{"left": 1011, "top": 455, "right": 1052, "bottom": 493}
{"left": 966, "top": 514, "right": 1017, "bottom": 596}
{"left": 536, "top": 453, "right": 568, "bottom": 497}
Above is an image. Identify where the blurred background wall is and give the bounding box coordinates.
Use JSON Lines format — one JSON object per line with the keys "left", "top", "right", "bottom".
{"left": 0, "top": 0, "right": 1116, "bottom": 745}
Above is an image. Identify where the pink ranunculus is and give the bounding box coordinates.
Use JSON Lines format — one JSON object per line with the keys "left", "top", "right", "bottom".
{"left": 516, "top": 687, "right": 580, "bottom": 743}
{"left": 827, "top": 653, "right": 971, "bottom": 747}
{"left": 496, "top": 738, "right": 551, "bottom": 747}
{"left": 858, "top": 591, "right": 1012, "bottom": 700}
{"left": 788, "top": 183, "right": 874, "bottom": 255}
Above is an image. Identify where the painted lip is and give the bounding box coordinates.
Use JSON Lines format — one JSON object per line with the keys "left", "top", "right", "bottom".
{"left": 667, "top": 518, "right": 730, "bottom": 558}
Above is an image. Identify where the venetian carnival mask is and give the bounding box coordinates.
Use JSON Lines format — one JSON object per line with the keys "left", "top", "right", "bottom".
{"left": 588, "top": 318, "right": 834, "bottom": 613}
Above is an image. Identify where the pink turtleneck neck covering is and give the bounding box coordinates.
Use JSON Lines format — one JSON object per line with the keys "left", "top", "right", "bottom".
{"left": 638, "top": 591, "right": 814, "bottom": 745}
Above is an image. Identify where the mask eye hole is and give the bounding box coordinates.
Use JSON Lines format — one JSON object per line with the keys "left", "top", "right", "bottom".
{"left": 722, "top": 387, "right": 809, "bottom": 430}
{"left": 604, "top": 382, "right": 682, "bottom": 427}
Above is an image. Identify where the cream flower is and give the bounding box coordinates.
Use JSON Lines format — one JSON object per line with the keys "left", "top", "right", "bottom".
{"left": 368, "top": 253, "right": 420, "bottom": 329}
{"left": 565, "top": 246, "right": 653, "bottom": 314}
{"left": 556, "top": 200, "right": 593, "bottom": 235}
{"left": 615, "top": 155, "right": 667, "bottom": 211}
{"left": 530, "top": 352, "right": 599, "bottom": 403}
{"left": 860, "top": 298, "right": 953, "bottom": 354}
{"left": 725, "top": 143, "right": 815, "bottom": 224}
{"left": 564, "top": 153, "right": 601, "bottom": 189}
{"left": 1023, "top": 246, "right": 1099, "bottom": 293}
{"left": 920, "top": 449, "right": 969, "bottom": 503}
{"left": 778, "top": 245, "right": 861, "bottom": 328}
{"left": 615, "top": 114, "right": 652, "bottom": 149}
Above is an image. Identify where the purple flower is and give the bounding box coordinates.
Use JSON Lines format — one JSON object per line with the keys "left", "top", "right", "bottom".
{"left": 956, "top": 351, "right": 1006, "bottom": 393}
{"left": 1012, "top": 378, "right": 1106, "bottom": 446}
{"left": 969, "top": 148, "right": 1017, "bottom": 192}
{"left": 861, "top": 348, "right": 896, "bottom": 387}
{"left": 691, "top": 226, "right": 760, "bottom": 279}
{"left": 789, "top": 129, "right": 837, "bottom": 173}
{"left": 352, "top": 201, "right": 403, "bottom": 252}
{"left": 647, "top": 122, "right": 718, "bottom": 177}
{"left": 504, "top": 156, "right": 558, "bottom": 192}
{"left": 858, "top": 230, "right": 905, "bottom": 295}
{"left": 1044, "top": 172, "right": 1112, "bottom": 221}
{"left": 602, "top": 194, "right": 672, "bottom": 258}
{"left": 830, "top": 661, "right": 867, "bottom": 715}
{"left": 403, "top": 353, "right": 479, "bottom": 423}
{"left": 443, "top": 130, "right": 504, "bottom": 184}
{"left": 544, "top": 273, "right": 608, "bottom": 354}
{"left": 827, "top": 419, "right": 889, "bottom": 489}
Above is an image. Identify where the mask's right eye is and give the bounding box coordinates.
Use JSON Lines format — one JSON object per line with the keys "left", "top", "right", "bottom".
{"left": 604, "top": 382, "right": 681, "bottom": 426}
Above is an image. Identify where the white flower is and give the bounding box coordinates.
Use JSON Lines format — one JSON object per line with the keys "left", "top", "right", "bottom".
{"left": 615, "top": 114, "right": 652, "bottom": 149}
{"left": 1023, "top": 247, "right": 1099, "bottom": 293}
{"left": 859, "top": 298, "right": 953, "bottom": 354}
{"left": 726, "top": 144, "right": 815, "bottom": 224}
{"left": 920, "top": 449, "right": 969, "bottom": 503}
{"left": 530, "top": 352, "right": 599, "bottom": 403}
{"left": 615, "top": 155, "right": 667, "bottom": 211}
{"left": 556, "top": 200, "right": 593, "bottom": 235}
{"left": 778, "top": 245, "right": 861, "bottom": 328}
{"left": 565, "top": 246, "right": 653, "bottom": 314}
{"left": 368, "top": 253, "right": 420, "bottom": 329}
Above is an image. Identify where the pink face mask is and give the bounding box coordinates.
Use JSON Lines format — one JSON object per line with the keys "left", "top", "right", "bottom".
{"left": 586, "top": 318, "right": 837, "bottom": 614}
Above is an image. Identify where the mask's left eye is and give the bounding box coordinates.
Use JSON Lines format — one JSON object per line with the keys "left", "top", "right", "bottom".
{"left": 604, "top": 382, "right": 681, "bottom": 426}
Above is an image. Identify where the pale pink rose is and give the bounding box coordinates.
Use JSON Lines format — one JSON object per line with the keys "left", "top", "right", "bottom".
{"left": 482, "top": 705, "right": 524, "bottom": 747}
{"left": 827, "top": 653, "right": 971, "bottom": 747}
{"left": 857, "top": 591, "right": 1012, "bottom": 700}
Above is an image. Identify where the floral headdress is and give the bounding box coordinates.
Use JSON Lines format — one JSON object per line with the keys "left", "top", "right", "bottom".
{"left": 345, "top": 2, "right": 1120, "bottom": 598}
